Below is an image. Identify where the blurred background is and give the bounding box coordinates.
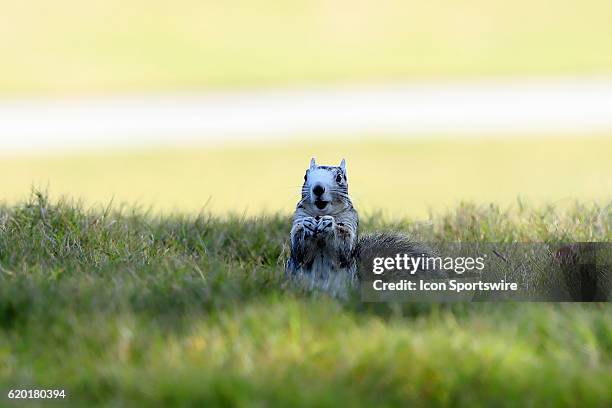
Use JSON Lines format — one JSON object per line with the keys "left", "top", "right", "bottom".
{"left": 1, "top": 0, "right": 611, "bottom": 217}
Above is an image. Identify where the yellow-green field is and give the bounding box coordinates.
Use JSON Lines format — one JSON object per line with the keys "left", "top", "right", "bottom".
{"left": 1, "top": 193, "right": 610, "bottom": 406}
{"left": 2, "top": 136, "right": 610, "bottom": 217}
{"left": 2, "top": 0, "right": 612, "bottom": 94}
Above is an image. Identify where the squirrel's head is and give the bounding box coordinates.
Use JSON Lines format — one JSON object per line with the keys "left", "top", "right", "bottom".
{"left": 300, "top": 158, "right": 351, "bottom": 215}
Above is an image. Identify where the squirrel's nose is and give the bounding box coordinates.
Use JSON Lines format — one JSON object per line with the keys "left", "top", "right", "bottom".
{"left": 313, "top": 184, "right": 325, "bottom": 197}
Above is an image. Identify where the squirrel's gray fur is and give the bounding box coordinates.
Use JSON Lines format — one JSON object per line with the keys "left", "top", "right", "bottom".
{"left": 286, "top": 158, "right": 437, "bottom": 285}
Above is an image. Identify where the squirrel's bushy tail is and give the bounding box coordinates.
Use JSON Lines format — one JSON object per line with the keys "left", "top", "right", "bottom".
{"left": 356, "top": 232, "right": 447, "bottom": 280}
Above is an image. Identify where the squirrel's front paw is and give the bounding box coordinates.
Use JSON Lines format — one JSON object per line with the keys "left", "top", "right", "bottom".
{"left": 302, "top": 216, "right": 318, "bottom": 238}
{"left": 316, "top": 215, "right": 335, "bottom": 235}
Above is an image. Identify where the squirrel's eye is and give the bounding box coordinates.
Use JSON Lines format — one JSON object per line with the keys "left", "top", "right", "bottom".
{"left": 336, "top": 174, "right": 343, "bottom": 183}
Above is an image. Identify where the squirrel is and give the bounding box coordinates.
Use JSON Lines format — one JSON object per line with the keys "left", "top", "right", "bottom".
{"left": 286, "top": 158, "right": 436, "bottom": 284}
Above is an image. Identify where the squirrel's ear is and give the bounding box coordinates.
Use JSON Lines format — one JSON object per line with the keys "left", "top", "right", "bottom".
{"left": 339, "top": 158, "right": 346, "bottom": 173}
{"left": 309, "top": 158, "right": 316, "bottom": 170}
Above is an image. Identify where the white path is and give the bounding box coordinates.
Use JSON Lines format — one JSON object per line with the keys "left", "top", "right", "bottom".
{"left": 1, "top": 77, "right": 612, "bottom": 153}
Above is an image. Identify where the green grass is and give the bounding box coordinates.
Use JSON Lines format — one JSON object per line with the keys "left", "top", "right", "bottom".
{"left": 3, "top": 0, "right": 612, "bottom": 94}
{"left": 2, "top": 137, "right": 611, "bottom": 217}
{"left": 0, "top": 193, "right": 610, "bottom": 406}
